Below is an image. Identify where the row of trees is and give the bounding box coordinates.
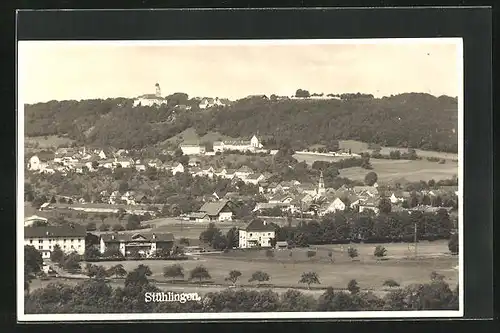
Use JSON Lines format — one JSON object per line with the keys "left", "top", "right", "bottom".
{"left": 275, "top": 210, "right": 455, "bottom": 246}
{"left": 24, "top": 262, "right": 459, "bottom": 313}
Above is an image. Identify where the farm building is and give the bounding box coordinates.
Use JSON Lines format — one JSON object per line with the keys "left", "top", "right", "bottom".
{"left": 197, "top": 200, "right": 234, "bottom": 221}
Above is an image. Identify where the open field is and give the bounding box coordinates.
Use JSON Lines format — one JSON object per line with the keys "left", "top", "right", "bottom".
{"left": 24, "top": 135, "right": 75, "bottom": 149}
{"left": 157, "top": 127, "right": 239, "bottom": 146}
{"left": 339, "top": 158, "right": 457, "bottom": 183}
{"left": 86, "top": 240, "right": 458, "bottom": 291}
{"left": 338, "top": 140, "right": 458, "bottom": 160}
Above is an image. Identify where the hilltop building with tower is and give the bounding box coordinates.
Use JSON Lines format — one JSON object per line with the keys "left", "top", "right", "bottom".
{"left": 133, "top": 83, "right": 168, "bottom": 107}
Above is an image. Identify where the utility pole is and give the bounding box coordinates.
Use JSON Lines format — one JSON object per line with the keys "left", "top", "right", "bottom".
{"left": 414, "top": 222, "right": 418, "bottom": 258}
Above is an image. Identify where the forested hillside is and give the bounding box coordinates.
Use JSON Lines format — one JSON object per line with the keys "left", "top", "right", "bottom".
{"left": 24, "top": 93, "right": 458, "bottom": 152}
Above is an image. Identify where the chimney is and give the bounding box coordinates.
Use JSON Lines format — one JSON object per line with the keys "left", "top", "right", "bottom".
{"left": 152, "top": 233, "right": 156, "bottom": 239}
{"left": 263, "top": 221, "right": 267, "bottom": 225}
{"left": 46, "top": 231, "right": 49, "bottom": 236}
{"left": 111, "top": 235, "right": 115, "bottom": 240}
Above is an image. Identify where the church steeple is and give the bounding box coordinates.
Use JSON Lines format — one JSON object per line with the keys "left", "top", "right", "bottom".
{"left": 317, "top": 171, "right": 325, "bottom": 196}
{"left": 155, "top": 83, "right": 161, "bottom": 98}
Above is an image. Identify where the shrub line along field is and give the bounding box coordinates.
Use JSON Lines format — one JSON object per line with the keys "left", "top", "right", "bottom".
{"left": 67, "top": 240, "right": 457, "bottom": 294}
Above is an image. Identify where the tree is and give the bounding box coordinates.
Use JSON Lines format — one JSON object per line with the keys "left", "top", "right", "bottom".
{"left": 24, "top": 245, "right": 43, "bottom": 277}
{"left": 448, "top": 233, "right": 458, "bottom": 254}
{"left": 87, "top": 264, "right": 108, "bottom": 280}
{"left": 107, "top": 264, "right": 127, "bottom": 278}
{"left": 50, "top": 244, "right": 64, "bottom": 264}
{"left": 248, "top": 271, "right": 270, "bottom": 285}
{"left": 378, "top": 197, "right": 392, "bottom": 214}
{"left": 86, "top": 222, "right": 97, "bottom": 231}
{"left": 383, "top": 279, "right": 400, "bottom": 288}
{"left": 102, "top": 247, "right": 124, "bottom": 259}
{"left": 163, "top": 264, "right": 185, "bottom": 281}
{"left": 50, "top": 195, "right": 57, "bottom": 204}
{"left": 364, "top": 172, "right": 378, "bottom": 186}
{"left": 125, "top": 264, "right": 152, "bottom": 287}
{"left": 99, "top": 223, "right": 110, "bottom": 232}
{"left": 374, "top": 245, "right": 387, "bottom": 258}
{"left": 112, "top": 224, "right": 125, "bottom": 232}
{"left": 61, "top": 252, "right": 81, "bottom": 271}
{"left": 299, "top": 271, "right": 320, "bottom": 289}
{"left": 179, "top": 238, "right": 190, "bottom": 246}
{"left": 98, "top": 214, "right": 107, "bottom": 224}
{"left": 295, "top": 89, "right": 310, "bottom": 98}
{"left": 347, "top": 246, "right": 358, "bottom": 260}
{"left": 189, "top": 265, "right": 211, "bottom": 282}
{"left": 126, "top": 214, "right": 141, "bottom": 230}
{"left": 347, "top": 279, "right": 360, "bottom": 294}
{"left": 225, "top": 227, "right": 239, "bottom": 249}
{"left": 225, "top": 270, "right": 242, "bottom": 286}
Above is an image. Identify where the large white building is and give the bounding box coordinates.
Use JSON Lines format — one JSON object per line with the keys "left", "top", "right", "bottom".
{"left": 180, "top": 143, "right": 206, "bottom": 156}
{"left": 24, "top": 225, "right": 86, "bottom": 259}
{"left": 133, "top": 83, "right": 168, "bottom": 107}
{"left": 238, "top": 219, "right": 276, "bottom": 249}
{"left": 213, "top": 135, "right": 263, "bottom": 153}
{"left": 99, "top": 232, "right": 174, "bottom": 257}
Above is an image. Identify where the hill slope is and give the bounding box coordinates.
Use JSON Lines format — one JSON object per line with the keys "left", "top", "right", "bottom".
{"left": 24, "top": 93, "right": 458, "bottom": 152}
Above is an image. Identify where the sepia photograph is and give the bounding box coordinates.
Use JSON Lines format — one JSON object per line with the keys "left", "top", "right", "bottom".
{"left": 17, "top": 38, "right": 463, "bottom": 321}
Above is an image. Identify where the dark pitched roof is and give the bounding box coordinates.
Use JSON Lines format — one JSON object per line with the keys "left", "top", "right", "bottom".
{"left": 199, "top": 200, "right": 232, "bottom": 215}
{"left": 100, "top": 232, "right": 174, "bottom": 243}
{"left": 24, "top": 225, "right": 86, "bottom": 238}
{"left": 244, "top": 219, "right": 277, "bottom": 231}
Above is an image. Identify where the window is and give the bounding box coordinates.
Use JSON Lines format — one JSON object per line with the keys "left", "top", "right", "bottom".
{"left": 268, "top": 233, "right": 271, "bottom": 236}
{"left": 71, "top": 239, "right": 74, "bottom": 242}
{"left": 249, "top": 233, "right": 252, "bottom": 237}
{"left": 39, "top": 240, "right": 43, "bottom": 243}
{"left": 49, "top": 239, "right": 52, "bottom": 243}
{"left": 64, "top": 239, "right": 67, "bottom": 242}
{"left": 49, "top": 246, "right": 52, "bottom": 250}
{"left": 38, "top": 246, "right": 42, "bottom": 250}
{"left": 63, "top": 245, "right": 66, "bottom": 249}
{"left": 29, "top": 239, "right": 33, "bottom": 244}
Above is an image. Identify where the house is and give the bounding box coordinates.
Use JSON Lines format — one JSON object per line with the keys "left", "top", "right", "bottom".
{"left": 223, "top": 169, "right": 236, "bottom": 179}
{"left": 24, "top": 215, "right": 48, "bottom": 227}
{"left": 28, "top": 155, "right": 48, "bottom": 172}
{"left": 171, "top": 163, "right": 185, "bottom": 175}
{"left": 188, "top": 157, "right": 201, "bottom": 167}
{"left": 100, "top": 232, "right": 174, "bottom": 257}
{"left": 253, "top": 202, "right": 291, "bottom": 213}
{"left": 243, "top": 173, "right": 266, "bottom": 185}
{"left": 198, "top": 200, "right": 234, "bottom": 221}
{"left": 187, "top": 212, "right": 211, "bottom": 223}
{"left": 234, "top": 166, "right": 254, "bottom": 180}
{"left": 108, "top": 191, "right": 121, "bottom": 204}
{"left": 319, "top": 197, "right": 347, "bottom": 216}
{"left": 238, "top": 219, "right": 276, "bottom": 249}
{"left": 133, "top": 83, "right": 168, "bottom": 107}
{"left": 180, "top": 143, "right": 206, "bottom": 156}
{"left": 198, "top": 97, "right": 226, "bottom": 109}
{"left": 268, "top": 193, "right": 294, "bottom": 204}
{"left": 213, "top": 135, "right": 263, "bottom": 153}
{"left": 389, "top": 191, "right": 411, "bottom": 204}
{"left": 352, "top": 186, "right": 379, "bottom": 198}
{"left": 114, "top": 158, "right": 134, "bottom": 169}
{"left": 297, "top": 183, "right": 318, "bottom": 196}
{"left": 135, "top": 163, "right": 147, "bottom": 172}
{"left": 101, "top": 159, "right": 115, "bottom": 169}
{"left": 358, "top": 198, "right": 380, "bottom": 214}
{"left": 146, "top": 158, "right": 163, "bottom": 169}
{"left": 24, "top": 225, "right": 86, "bottom": 259}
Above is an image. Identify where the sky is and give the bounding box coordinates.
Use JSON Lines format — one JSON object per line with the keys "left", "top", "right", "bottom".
{"left": 18, "top": 39, "right": 461, "bottom": 104}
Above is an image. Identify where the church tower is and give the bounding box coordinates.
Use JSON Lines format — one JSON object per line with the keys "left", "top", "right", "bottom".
{"left": 155, "top": 83, "right": 161, "bottom": 98}
{"left": 317, "top": 171, "right": 326, "bottom": 196}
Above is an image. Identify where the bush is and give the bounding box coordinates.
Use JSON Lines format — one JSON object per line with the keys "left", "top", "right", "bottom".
{"left": 347, "top": 279, "right": 360, "bottom": 294}
{"left": 383, "top": 279, "right": 400, "bottom": 287}
{"left": 373, "top": 245, "right": 387, "bottom": 258}
{"left": 347, "top": 247, "right": 358, "bottom": 259}
{"left": 448, "top": 233, "right": 458, "bottom": 254}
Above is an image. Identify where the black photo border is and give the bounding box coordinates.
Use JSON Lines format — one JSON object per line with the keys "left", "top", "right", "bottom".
{"left": 7, "top": 6, "right": 494, "bottom": 330}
